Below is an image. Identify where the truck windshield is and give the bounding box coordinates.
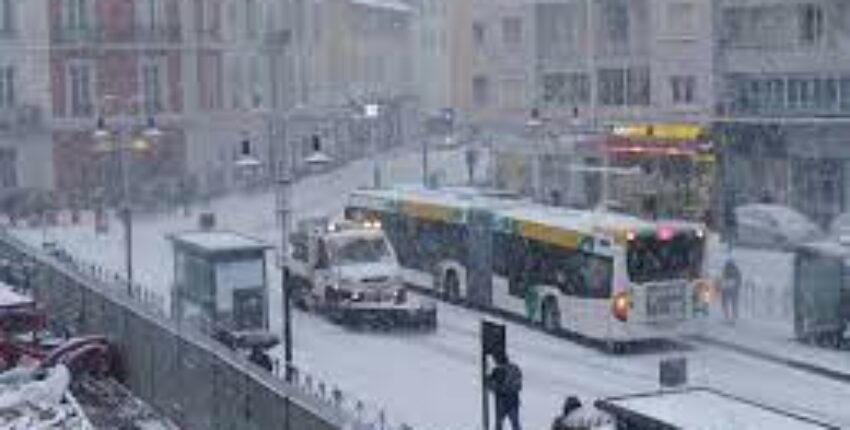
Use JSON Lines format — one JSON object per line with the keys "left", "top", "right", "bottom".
{"left": 332, "top": 237, "right": 392, "bottom": 265}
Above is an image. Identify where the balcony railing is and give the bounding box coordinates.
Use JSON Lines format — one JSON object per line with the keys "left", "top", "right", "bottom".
{"left": 51, "top": 24, "right": 182, "bottom": 45}
{"left": 0, "top": 106, "right": 43, "bottom": 134}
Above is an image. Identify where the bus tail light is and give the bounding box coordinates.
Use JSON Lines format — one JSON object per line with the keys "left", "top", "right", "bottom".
{"left": 612, "top": 291, "right": 630, "bottom": 322}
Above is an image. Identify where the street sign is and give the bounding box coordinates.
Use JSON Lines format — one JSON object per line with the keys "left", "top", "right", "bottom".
{"left": 481, "top": 320, "right": 505, "bottom": 359}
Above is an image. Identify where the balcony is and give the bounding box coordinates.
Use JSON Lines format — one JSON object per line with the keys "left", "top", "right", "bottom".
{"left": 0, "top": 106, "right": 43, "bottom": 135}
{"left": 51, "top": 24, "right": 182, "bottom": 45}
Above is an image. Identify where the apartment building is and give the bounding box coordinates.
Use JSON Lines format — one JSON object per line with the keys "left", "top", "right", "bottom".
{"left": 469, "top": 0, "right": 713, "bottom": 128}
{"left": 714, "top": 0, "right": 850, "bottom": 225}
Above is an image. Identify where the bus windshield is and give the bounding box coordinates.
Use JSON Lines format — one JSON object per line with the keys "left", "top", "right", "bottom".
{"left": 331, "top": 237, "right": 393, "bottom": 266}
{"left": 627, "top": 233, "right": 704, "bottom": 283}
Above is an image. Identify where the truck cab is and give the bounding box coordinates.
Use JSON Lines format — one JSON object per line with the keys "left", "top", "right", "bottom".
{"left": 288, "top": 219, "right": 436, "bottom": 330}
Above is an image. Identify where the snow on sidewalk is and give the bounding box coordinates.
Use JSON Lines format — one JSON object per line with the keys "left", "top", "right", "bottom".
{"left": 702, "top": 237, "right": 850, "bottom": 379}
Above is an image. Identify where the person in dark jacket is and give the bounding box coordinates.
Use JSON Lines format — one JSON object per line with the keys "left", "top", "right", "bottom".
{"left": 249, "top": 346, "right": 273, "bottom": 372}
{"left": 487, "top": 353, "right": 522, "bottom": 430}
{"left": 722, "top": 257, "right": 742, "bottom": 322}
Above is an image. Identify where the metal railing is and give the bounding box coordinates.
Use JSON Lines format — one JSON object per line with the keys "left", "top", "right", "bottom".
{"left": 0, "top": 230, "right": 425, "bottom": 430}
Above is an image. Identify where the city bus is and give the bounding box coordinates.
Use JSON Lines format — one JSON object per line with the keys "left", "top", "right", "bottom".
{"left": 345, "top": 186, "right": 711, "bottom": 350}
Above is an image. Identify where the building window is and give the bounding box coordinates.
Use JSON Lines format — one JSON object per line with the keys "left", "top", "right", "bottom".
{"left": 0, "top": 148, "right": 15, "bottom": 188}
{"left": 502, "top": 16, "right": 522, "bottom": 45}
{"left": 246, "top": 0, "right": 258, "bottom": 39}
{"left": 542, "top": 72, "right": 588, "bottom": 107}
{"left": 0, "top": 66, "right": 14, "bottom": 108}
{"left": 141, "top": 59, "right": 164, "bottom": 113}
{"left": 626, "top": 67, "right": 650, "bottom": 106}
{"left": 473, "top": 75, "right": 490, "bottom": 107}
{"left": 599, "top": 69, "right": 626, "bottom": 106}
{"left": 840, "top": 77, "right": 850, "bottom": 111}
{"left": 599, "top": 67, "right": 649, "bottom": 106}
{"left": 65, "top": 0, "right": 92, "bottom": 30}
{"left": 667, "top": 2, "right": 694, "bottom": 36}
{"left": 670, "top": 75, "right": 696, "bottom": 104}
{"left": 799, "top": 4, "right": 824, "bottom": 45}
{"left": 814, "top": 77, "right": 837, "bottom": 110}
{"left": 68, "top": 61, "right": 93, "bottom": 117}
{"left": 601, "top": 0, "right": 629, "bottom": 46}
{"left": 473, "top": 21, "right": 485, "bottom": 46}
{"left": 1, "top": 0, "right": 15, "bottom": 34}
{"left": 137, "top": 0, "right": 163, "bottom": 30}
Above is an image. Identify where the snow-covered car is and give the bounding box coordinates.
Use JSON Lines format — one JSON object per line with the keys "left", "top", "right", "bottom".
{"left": 829, "top": 212, "right": 850, "bottom": 246}
{"left": 734, "top": 204, "right": 823, "bottom": 249}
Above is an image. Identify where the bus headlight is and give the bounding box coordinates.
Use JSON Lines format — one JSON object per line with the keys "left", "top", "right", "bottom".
{"left": 612, "top": 291, "right": 631, "bottom": 322}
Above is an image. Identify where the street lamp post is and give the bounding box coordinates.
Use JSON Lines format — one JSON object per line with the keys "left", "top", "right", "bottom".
{"left": 237, "top": 126, "right": 331, "bottom": 387}
{"left": 364, "top": 103, "right": 381, "bottom": 188}
{"left": 94, "top": 98, "right": 161, "bottom": 295}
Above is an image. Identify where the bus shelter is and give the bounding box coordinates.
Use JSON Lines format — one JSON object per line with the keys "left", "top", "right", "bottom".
{"left": 793, "top": 241, "right": 850, "bottom": 347}
{"left": 596, "top": 387, "right": 840, "bottom": 430}
{"left": 169, "top": 231, "right": 272, "bottom": 335}
{"left": 607, "top": 123, "right": 715, "bottom": 221}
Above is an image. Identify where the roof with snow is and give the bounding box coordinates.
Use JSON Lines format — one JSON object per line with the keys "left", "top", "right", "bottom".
{"left": 169, "top": 231, "right": 271, "bottom": 254}
{"left": 597, "top": 388, "right": 840, "bottom": 430}
{"left": 0, "top": 282, "right": 34, "bottom": 309}
{"left": 349, "top": 186, "right": 700, "bottom": 244}
{"left": 349, "top": 0, "right": 413, "bottom": 13}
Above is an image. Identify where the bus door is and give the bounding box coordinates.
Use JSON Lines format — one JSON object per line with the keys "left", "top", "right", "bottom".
{"left": 467, "top": 209, "right": 493, "bottom": 307}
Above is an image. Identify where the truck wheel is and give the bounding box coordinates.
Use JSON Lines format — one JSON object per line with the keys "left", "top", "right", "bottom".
{"left": 443, "top": 270, "right": 461, "bottom": 303}
{"left": 541, "top": 297, "right": 561, "bottom": 333}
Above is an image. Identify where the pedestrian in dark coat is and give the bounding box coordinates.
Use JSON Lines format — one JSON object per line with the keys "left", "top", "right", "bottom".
{"left": 722, "top": 257, "right": 742, "bottom": 322}
{"left": 487, "top": 353, "right": 522, "bottom": 430}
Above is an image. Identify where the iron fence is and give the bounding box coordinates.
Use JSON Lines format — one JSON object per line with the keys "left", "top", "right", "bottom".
{"left": 0, "top": 229, "right": 425, "bottom": 430}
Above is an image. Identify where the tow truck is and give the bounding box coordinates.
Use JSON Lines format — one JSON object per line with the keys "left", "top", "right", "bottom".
{"left": 287, "top": 218, "right": 437, "bottom": 331}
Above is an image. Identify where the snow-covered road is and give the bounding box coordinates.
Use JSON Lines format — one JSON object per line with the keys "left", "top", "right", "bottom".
{"left": 11, "top": 146, "right": 850, "bottom": 429}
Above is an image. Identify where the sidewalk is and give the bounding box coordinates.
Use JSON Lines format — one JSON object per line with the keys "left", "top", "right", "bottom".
{"left": 694, "top": 312, "right": 850, "bottom": 382}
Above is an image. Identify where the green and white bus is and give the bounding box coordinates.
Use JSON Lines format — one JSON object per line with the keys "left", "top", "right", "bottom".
{"left": 345, "top": 186, "right": 711, "bottom": 348}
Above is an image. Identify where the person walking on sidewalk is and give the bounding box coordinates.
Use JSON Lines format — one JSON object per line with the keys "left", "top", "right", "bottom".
{"left": 722, "top": 257, "right": 742, "bottom": 323}
{"left": 487, "top": 353, "right": 523, "bottom": 430}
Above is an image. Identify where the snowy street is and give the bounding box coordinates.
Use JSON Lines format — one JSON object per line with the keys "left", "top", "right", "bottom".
{"left": 9, "top": 146, "right": 850, "bottom": 430}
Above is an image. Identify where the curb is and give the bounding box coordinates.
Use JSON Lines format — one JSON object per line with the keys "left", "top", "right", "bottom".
{"left": 692, "top": 334, "right": 850, "bottom": 385}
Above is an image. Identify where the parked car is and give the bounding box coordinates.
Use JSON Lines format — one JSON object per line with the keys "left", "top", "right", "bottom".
{"left": 829, "top": 212, "right": 850, "bottom": 246}
{"left": 734, "top": 204, "right": 823, "bottom": 249}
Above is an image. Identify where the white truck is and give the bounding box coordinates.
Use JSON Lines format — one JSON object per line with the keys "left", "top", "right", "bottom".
{"left": 287, "top": 218, "right": 437, "bottom": 330}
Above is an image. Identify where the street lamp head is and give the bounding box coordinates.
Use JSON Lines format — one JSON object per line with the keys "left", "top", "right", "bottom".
{"left": 305, "top": 134, "right": 333, "bottom": 168}
{"left": 142, "top": 117, "right": 162, "bottom": 139}
{"left": 305, "top": 151, "right": 332, "bottom": 167}
{"left": 93, "top": 116, "right": 111, "bottom": 141}
{"left": 236, "top": 156, "right": 262, "bottom": 168}
{"left": 235, "top": 136, "right": 262, "bottom": 168}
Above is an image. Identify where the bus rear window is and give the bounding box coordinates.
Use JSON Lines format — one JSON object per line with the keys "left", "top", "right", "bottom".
{"left": 627, "top": 233, "right": 703, "bottom": 283}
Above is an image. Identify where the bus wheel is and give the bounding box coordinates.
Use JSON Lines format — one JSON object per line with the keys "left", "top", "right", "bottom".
{"left": 443, "top": 270, "right": 461, "bottom": 303}
{"left": 541, "top": 297, "right": 561, "bottom": 333}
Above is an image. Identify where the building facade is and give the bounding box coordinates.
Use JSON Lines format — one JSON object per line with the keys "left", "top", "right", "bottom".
{"left": 0, "top": 0, "right": 51, "bottom": 195}
{"left": 714, "top": 0, "right": 850, "bottom": 225}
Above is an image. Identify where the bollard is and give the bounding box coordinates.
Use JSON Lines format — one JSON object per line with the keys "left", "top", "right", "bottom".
{"left": 378, "top": 410, "right": 387, "bottom": 430}
{"left": 332, "top": 388, "right": 343, "bottom": 408}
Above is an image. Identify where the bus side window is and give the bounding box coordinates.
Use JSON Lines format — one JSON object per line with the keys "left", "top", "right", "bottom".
{"left": 583, "top": 256, "right": 613, "bottom": 299}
